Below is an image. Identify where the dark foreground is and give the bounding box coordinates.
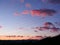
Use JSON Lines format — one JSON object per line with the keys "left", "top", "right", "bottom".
{"left": 0, "top": 35, "right": 60, "bottom": 45}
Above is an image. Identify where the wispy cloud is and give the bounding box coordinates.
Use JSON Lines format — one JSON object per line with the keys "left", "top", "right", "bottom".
{"left": 17, "top": 9, "right": 56, "bottom": 17}
{"left": 29, "top": 36, "right": 44, "bottom": 40}
{"left": 33, "top": 22, "right": 60, "bottom": 32}
{"left": 30, "top": 9, "right": 56, "bottom": 17}
{"left": 42, "top": 0, "right": 60, "bottom": 4}
{"left": 21, "top": 10, "right": 29, "bottom": 15}
{"left": 17, "top": 22, "right": 60, "bottom": 32}
{"left": 48, "top": 0, "right": 60, "bottom": 4}
{"left": 44, "top": 22, "right": 55, "bottom": 27}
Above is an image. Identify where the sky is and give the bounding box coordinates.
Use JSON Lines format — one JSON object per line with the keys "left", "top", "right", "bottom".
{"left": 0, "top": 0, "right": 60, "bottom": 40}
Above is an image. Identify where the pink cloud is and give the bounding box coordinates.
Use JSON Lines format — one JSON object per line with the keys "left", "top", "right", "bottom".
{"left": 35, "top": 36, "right": 43, "bottom": 38}
{"left": 25, "top": 3, "right": 31, "bottom": 8}
{"left": 30, "top": 10, "right": 41, "bottom": 16}
{"left": 32, "top": 22, "right": 60, "bottom": 32}
{"left": 32, "top": 36, "right": 44, "bottom": 40}
{"left": 14, "top": 9, "right": 56, "bottom": 17}
{"left": 50, "top": 28, "right": 60, "bottom": 32}
{"left": 44, "top": 22, "right": 55, "bottom": 28}
{"left": 30, "top": 9, "right": 56, "bottom": 17}
{"left": 21, "top": 10, "right": 29, "bottom": 15}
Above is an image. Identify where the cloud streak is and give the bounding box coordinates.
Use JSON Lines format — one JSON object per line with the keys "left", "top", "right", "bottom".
{"left": 17, "top": 22, "right": 60, "bottom": 33}
{"left": 21, "top": 10, "right": 29, "bottom": 15}
{"left": 14, "top": 9, "right": 56, "bottom": 17}
{"left": 21, "top": 9, "right": 56, "bottom": 17}
{"left": 48, "top": 0, "right": 60, "bottom": 4}
{"left": 30, "top": 9, "right": 56, "bottom": 17}
{"left": 33, "top": 22, "right": 60, "bottom": 32}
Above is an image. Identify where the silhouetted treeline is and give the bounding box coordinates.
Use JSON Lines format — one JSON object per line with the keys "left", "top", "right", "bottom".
{"left": 0, "top": 35, "right": 60, "bottom": 45}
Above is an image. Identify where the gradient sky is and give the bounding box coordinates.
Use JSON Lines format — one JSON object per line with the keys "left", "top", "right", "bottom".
{"left": 0, "top": 0, "right": 60, "bottom": 38}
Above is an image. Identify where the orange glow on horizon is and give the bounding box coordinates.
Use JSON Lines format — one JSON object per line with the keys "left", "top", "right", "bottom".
{"left": 0, "top": 35, "right": 44, "bottom": 40}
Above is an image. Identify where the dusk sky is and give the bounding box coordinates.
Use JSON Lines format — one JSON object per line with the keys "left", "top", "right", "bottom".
{"left": 0, "top": 0, "right": 60, "bottom": 39}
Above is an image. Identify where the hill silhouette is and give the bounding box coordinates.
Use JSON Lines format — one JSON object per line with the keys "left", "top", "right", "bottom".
{"left": 0, "top": 35, "right": 60, "bottom": 45}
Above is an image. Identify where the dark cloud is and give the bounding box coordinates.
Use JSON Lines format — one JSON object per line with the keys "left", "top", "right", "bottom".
{"left": 35, "top": 36, "right": 44, "bottom": 39}
{"left": 31, "top": 9, "right": 56, "bottom": 17}
{"left": 33, "top": 22, "right": 60, "bottom": 32}
{"left": 29, "top": 36, "right": 44, "bottom": 40}
{"left": 44, "top": 22, "right": 55, "bottom": 28}
{"left": 15, "top": 9, "right": 56, "bottom": 17}
{"left": 17, "top": 36, "right": 23, "bottom": 37}
{"left": 48, "top": 0, "right": 60, "bottom": 4}
{"left": 50, "top": 27, "right": 60, "bottom": 32}
{"left": 33, "top": 27, "right": 50, "bottom": 31}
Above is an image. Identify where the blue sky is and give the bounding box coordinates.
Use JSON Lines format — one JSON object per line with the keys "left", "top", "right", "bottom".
{"left": 0, "top": 0, "right": 60, "bottom": 38}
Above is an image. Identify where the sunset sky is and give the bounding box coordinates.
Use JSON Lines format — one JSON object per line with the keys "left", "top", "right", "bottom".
{"left": 0, "top": 0, "right": 60, "bottom": 39}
